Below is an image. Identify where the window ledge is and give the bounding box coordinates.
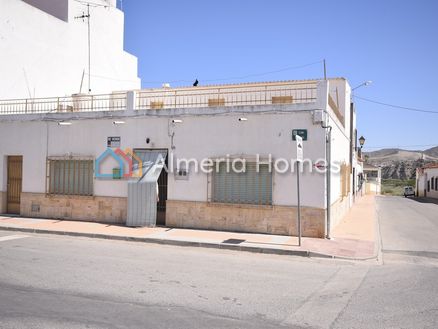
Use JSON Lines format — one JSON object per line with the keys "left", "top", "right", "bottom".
{"left": 207, "top": 201, "right": 273, "bottom": 210}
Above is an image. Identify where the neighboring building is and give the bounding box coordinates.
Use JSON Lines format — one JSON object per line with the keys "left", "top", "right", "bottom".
{"left": 0, "top": 0, "right": 140, "bottom": 99}
{"left": 0, "top": 78, "right": 362, "bottom": 238}
{"left": 416, "top": 164, "right": 438, "bottom": 198}
{"left": 363, "top": 163, "right": 381, "bottom": 195}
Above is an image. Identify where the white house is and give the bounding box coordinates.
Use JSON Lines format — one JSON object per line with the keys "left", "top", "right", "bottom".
{"left": 416, "top": 164, "right": 438, "bottom": 198}
{"left": 363, "top": 163, "right": 381, "bottom": 195}
{"left": 0, "top": 0, "right": 140, "bottom": 99}
{"left": 0, "top": 0, "right": 364, "bottom": 238}
{"left": 0, "top": 78, "right": 363, "bottom": 238}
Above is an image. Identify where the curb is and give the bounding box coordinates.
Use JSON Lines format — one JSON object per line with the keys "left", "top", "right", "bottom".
{"left": 0, "top": 225, "right": 376, "bottom": 261}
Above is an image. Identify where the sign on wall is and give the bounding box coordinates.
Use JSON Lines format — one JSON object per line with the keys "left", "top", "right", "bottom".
{"left": 292, "top": 129, "right": 308, "bottom": 141}
{"left": 107, "top": 136, "right": 121, "bottom": 148}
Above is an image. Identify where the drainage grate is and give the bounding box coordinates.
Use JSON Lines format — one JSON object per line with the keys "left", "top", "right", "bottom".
{"left": 222, "top": 238, "right": 246, "bottom": 244}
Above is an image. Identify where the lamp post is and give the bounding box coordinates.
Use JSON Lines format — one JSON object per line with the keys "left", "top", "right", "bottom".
{"left": 352, "top": 81, "right": 373, "bottom": 91}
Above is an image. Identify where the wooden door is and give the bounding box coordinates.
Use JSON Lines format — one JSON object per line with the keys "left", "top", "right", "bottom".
{"left": 7, "top": 156, "right": 23, "bottom": 214}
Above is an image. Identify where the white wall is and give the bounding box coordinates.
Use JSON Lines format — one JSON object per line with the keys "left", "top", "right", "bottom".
{"left": 0, "top": 109, "right": 327, "bottom": 209}
{"left": 327, "top": 79, "right": 353, "bottom": 206}
{"left": 0, "top": 0, "right": 140, "bottom": 99}
{"left": 424, "top": 168, "right": 438, "bottom": 199}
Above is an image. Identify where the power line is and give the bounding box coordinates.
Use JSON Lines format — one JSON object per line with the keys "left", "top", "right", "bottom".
{"left": 354, "top": 95, "right": 438, "bottom": 114}
{"left": 363, "top": 144, "right": 438, "bottom": 150}
{"left": 86, "top": 73, "right": 139, "bottom": 84}
{"left": 141, "top": 60, "right": 324, "bottom": 85}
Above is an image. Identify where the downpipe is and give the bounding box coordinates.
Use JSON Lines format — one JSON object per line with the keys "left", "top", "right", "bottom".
{"left": 321, "top": 121, "right": 332, "bottom": 239}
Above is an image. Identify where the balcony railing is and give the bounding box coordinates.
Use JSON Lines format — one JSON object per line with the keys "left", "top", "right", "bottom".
{"left": 0, "top": 93, "right": 127, "bottom": 115}
{"left": 0, "top": 81, "right": 318, "bottom": 115}
{"left": 136, "top": 81, "right": 317, "bottom": 110}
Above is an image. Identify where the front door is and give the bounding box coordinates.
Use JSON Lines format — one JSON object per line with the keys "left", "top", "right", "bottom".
{"left": 156, "top": 156, "right": 168, "bottom": 226}
{"left": 7, "top": 156, "right": 23, "bottom": 214}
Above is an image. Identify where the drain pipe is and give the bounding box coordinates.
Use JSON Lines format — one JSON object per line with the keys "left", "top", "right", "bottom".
{"left": 321, "top": 120, "right": 332, "bottom": 239}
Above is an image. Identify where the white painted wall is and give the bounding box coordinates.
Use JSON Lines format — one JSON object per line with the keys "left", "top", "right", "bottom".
{"left": 0, "top": 0, "right": 140, "bottom": 99}
{"left": 421, "top": 167, "right": 438, "bottom": 199}
{"left": 327, "top": 79, "right": 354, "bottom": 206}
{"left": 0, "top": 108, "right": 328, "bottom": 208}
{"left": 0, "top": 79, "right": 357, "bottom": 214}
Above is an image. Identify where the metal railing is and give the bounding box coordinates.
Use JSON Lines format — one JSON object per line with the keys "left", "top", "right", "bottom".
{"left": 0, "top": 81, "right": 318, "bottom": 115}
{"left": 0, "top": 93, "right": 127, "bottom": 115}
{"left": 136, "top": 82, "right": 317, "bottom": 110}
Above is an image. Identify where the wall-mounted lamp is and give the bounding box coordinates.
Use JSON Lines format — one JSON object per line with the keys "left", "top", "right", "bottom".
{"left": 359, "top": 136, "right": 366, "bottom": 148}
{"left": 172, "top": 119, "right": 183, "bottom": 124}
{"left": 238, "top": 117, "right": 248, "bottom": 122}
{"left": 113, "top": 120, "right": 125, "bottom": 125}
{"left": 58, "top": 121, "right": 72, "bottom": 126}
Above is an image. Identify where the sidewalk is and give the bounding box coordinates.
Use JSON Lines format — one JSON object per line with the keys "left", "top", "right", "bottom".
{"left": 0, "top": 195, "right": 378, "bottom": 260}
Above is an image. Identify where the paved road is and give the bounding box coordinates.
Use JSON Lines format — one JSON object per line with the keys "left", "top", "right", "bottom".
{"left": 0, "top": 196, "right": 437, "bottom": 328}
{"left": 376, "top": 195, "right": 438, "bottom": 264}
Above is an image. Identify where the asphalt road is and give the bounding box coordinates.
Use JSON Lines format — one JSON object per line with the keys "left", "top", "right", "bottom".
{"left": 377, "top": 195, "right": 438, "bottom": 264}
{"left": 0, "top": 195, "right": 437, "bottom": 328}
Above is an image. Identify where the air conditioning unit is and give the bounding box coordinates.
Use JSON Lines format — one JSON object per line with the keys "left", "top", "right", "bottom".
{"left": 313, "top": 110, "right": 327, "bottom": 125}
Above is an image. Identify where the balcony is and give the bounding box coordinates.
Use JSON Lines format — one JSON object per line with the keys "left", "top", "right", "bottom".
{"left": 0, "top": 80, "right": 318, "bottom": 115}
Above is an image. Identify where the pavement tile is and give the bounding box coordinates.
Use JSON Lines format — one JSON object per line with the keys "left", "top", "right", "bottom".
{"left": 0, "top": 195, "right": 378, "bottom": 259}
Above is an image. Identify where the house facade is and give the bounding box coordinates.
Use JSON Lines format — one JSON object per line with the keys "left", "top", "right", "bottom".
{"left": 0, "top": 78, "right": 362, "bottom": 238}
{"left": 416, "top": 164, "right": 438, "bottom": 198}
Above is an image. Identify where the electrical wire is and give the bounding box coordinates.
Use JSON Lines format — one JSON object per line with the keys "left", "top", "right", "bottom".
{"left": 140, "top": 60, "right": 324, "bottom": 85}
{"left": 354, "top": 95, "right": 438, "bottom": 114}
{"left": 73, "top": 0, "right": 109, "bottom": 8}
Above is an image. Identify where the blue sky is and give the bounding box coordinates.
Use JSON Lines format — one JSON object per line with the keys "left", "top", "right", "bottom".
{"left": 121, "top": 0, "right": 438, "bottom": 151}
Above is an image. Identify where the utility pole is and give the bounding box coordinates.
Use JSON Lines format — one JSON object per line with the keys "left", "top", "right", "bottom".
{"left": 323, "top": 59, "right": 327, "bottom": 80}
{"left": 75, "top": 4, "right": 91, "bottom": 93}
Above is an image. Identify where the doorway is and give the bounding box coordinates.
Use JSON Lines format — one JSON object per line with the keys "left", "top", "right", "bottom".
{"left": 156, "top": 155, "right": 168, "bottom": 226}
{"left": 7, "top": 156, "right": 23, "bottom": 214}
{"left": 133, "top": 149, "right": 168, "bottom": 226}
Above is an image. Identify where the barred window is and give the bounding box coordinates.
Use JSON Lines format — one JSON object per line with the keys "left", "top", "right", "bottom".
{"left": 211, "top": 162, "right": 272, "bottom": 205}
{"left": 48, "top": 159, "right": 93, "bottom": 196}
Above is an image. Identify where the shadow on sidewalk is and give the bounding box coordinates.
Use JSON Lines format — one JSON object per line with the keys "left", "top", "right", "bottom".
{"left": 411, "top": 197, "right": 438, "bottom": 205}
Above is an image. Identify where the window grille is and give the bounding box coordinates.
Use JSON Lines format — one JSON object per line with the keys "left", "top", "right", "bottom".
{"left": 47, "top": 159, "right": 93, "bottom": 196}
{"left": 211, "top": 162, "right": 272, "bottom": 205}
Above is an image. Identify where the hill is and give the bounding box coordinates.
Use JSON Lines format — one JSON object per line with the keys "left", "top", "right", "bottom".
{"left": 364, "top": 146, "right": 438, "bottom": 179}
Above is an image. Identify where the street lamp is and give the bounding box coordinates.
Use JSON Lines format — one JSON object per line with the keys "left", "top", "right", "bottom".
{"left": 359, "top": 136, "right": 366, "bottom": 148}
{"left": 352, "top": 80, "right": 372, "bottom": 91}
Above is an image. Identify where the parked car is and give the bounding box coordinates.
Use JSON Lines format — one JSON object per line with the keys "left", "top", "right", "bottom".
{"left": 404, "top": 186, "right": 415, "bottom": 197}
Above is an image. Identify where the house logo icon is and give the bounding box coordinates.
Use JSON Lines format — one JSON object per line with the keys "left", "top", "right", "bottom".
{"left": 95, "top": 148, "right": 143, "bottom": 179}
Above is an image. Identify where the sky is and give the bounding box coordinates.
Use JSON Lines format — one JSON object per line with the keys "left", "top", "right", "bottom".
{"left": 121, "top": 0, "right": 438, "bottom": 152}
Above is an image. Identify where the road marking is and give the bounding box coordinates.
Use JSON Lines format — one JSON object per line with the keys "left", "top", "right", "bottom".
{"left": 281, "top": 265, "right": 369, "bottom": 329}
{"left": 0, "top": 235, "right": 29, "bottom": 242}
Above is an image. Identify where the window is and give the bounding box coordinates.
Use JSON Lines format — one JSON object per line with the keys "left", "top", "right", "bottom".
{"left": 436, "top": 177, "right": 438, "bottom": 191}
{"left": 47, "top": 159, "right": 93, "bottom": 196}
{"left": 340, "top": 163, "right": 351, "bottom": 197}
{"left": 211, "top": 162, "right": 272, "bottom": 205}
{"left": 432, "top": 177, "right": 435, "bottom": 190}
{"left": 427, "top": 181, "right": 430, "bottom": 192}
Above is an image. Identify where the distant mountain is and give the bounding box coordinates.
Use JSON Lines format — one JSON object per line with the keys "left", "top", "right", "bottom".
{"left": 364, "top": 146, "right": 438, "bottom": 180}
{"left": 424, "top": 146, "right": 438, "bottom": 158}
